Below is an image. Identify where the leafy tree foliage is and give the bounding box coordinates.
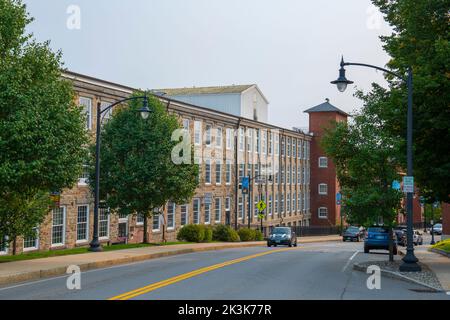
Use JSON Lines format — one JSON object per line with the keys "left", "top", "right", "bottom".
{"left": 0, "top": 0, "right": 87, "bottom": 250}
{"left": 89, "top": 94, "right": 199, "bottom": 243}
{"left": 371, "top": 0, "right": 450, "bottom": 203}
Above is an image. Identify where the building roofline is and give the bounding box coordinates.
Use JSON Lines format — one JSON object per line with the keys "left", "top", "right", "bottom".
{"left": 63, "top": 70, "right": 310, "bottom": 138}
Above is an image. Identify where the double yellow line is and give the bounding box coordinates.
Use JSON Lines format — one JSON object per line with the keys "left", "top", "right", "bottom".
{"left": 109, "top": 247, "right": 293, "bottom": 300}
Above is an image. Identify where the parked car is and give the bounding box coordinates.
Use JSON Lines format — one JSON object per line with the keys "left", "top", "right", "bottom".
{"left": 394, "top": 229, "right": 407, "bottom": 246}
{"left": 343, "top": 226, "right": 365, "bottom": 242}
{"left": 364, "top": 226, "right": 398, "bottom": 254}
{"left": 267, "top": 227, "right": 297, "bottom": 247}
{"left": 413, "top": 230, "right": 423, "bottom": 245}
{"left": 431, "top": 223, "right": 442, "bottom": 235}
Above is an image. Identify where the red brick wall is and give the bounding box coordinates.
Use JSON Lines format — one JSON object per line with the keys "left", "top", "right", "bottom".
{"left": 308, "top": 112, "right": 347, "bottom": 226}
{"left": 442, "top": 203, "right": 450, "bottom": 239}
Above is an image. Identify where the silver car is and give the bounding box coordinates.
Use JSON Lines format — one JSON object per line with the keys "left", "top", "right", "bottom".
{"left": 431, "top": 223, "right": 442, "bottom": 235}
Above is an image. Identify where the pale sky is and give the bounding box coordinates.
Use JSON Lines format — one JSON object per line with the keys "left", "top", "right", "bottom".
{"left": 23, "top": 0, "right": 392, "bottom": 130}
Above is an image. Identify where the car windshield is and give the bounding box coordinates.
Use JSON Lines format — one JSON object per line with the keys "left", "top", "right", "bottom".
{"left": 272, "top": 228, "right": 290, "bottom": 234}
{"left": 434, "top": 224, "right": 442, "bottom": 228}
{"left": 368, "top": 227, "right": 388, "bottom": 233}
{"left": 346, "top": 227, "right": 359, "bottom": 232}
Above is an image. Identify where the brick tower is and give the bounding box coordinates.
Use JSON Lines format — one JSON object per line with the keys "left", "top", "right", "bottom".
{"left": 304, "top": 99, "right": 349, "bottom": 227}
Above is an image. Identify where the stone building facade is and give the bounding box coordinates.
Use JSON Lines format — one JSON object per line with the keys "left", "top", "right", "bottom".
{"left": 0, "top": 71, "right": 313, "bottom": 255}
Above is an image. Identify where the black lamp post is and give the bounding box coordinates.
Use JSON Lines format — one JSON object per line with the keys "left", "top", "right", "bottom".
{"left": 331, "top": 56, "right": 421, "bottom": 272}
{"left": 89, "top": 95, "right": 151, "bottom": 252}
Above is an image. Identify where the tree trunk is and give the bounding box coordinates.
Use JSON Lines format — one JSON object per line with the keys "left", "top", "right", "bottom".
{"left": 12, "top": 236, "right": 17, "bottom": 255}
{"left": 143, "top": 213, "right": 148, "bottom": 244}
{"left": 388, "top": 227, "right": 394, "bottom": 262}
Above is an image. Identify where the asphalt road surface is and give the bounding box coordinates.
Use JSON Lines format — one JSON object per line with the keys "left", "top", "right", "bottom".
{"left": 0, "top": 240, "right": 449, "bottom": 300}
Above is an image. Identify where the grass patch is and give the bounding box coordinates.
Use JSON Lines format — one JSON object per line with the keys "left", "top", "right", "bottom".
{"left": 0, "top": 241, "right": 195, "bottom": 263}
{"left": 431, "top": 238, "right": 450, "bottom": 253}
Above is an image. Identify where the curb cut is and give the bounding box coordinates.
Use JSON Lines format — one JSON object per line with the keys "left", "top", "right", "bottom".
{"left": 352, "top": 262, "right": 443, "bottom": 292}
{"left": 0, "top": 236, "right": 340, "bottom": 286}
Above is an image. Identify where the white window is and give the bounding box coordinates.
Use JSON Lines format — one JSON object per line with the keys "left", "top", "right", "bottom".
{"left": 76, "top": 205, "right": 89, "bottom": 242}
{"left": 78, "top": 163, "right": 89, "bottom": 185}
{"left": 280, "top": 193, "right": 284, "bottom": 213}
{"left": 281, "top": 137, "right": 285, "bottom": 156}
{"left": 152, "top": 214, "right": 160, "bottom": 231}
{"left": 181, "top": 205, "right": 188, "bottom": 226}
{"left": 287, "top": 193, "right": 291, "bottom": 213}
{"left": 79, "top": 97, "right": 92, "bottom": 130}
{"left": 298, "top": 192, "right": 301, "bottom": 212}
{"left": 268, "top": 132, "right": 273, "bottom": 155}
{"left": 136, "top": 212, "right": 145, "bottom": 225}
{"left": 318, "top": 207, "right": 328, "bottom": 219}
{"left": 215, "top": 160, "right": 222, "bottom": 185}
{"left": 239, "top": 164, "right": 244, "bottom": 181}
{"left": 194, "top": 121, "right": 202, "bottom": 145}
{"left": 216, "top": 127, "right": 222, "bottom": 148}
{"left": 23, "top": 228, "right": 39, "bottom": 251}
{"left": 239, "top": 128, "right": 245, "bottom": 151}
{"left": 167, "top": 202, "right": 175, "bottom": 229}
{"left": 293, "top": 138, "right": 297, "bottom": 158}
{"left": 205, "top": 159, "right": 211, "bottom": 184}
{"left": 0, "top": 236, "right": 8, "bottom": 255}
{"left": 255, "top": 129, "right": 260, "bottom": 153}
{"left": 287, "top": 137, "right": 291, "bottom": 157}
{"left": 205, "top": 124, "right": 212, "bottom": 146}
{"left": 182, "top": 119, "right": 190, "bottom": 131}
{"left": 287, "top": 165, "right": 291, "bottom": 184}
{"left": 319, "top": 183, "right": 328, "bottom": 195}
{"left": 269, "top": 195, "right": 273, "bottom": 215}
{"left": 238, "top": 196, "right": 243, "bottom": 219}
{"left": 193, "top": 198, "right": 200, "bottom": 224}
{"left": 319, "top": 157, "right": 328, "bottom": 168}
{"left": 225, "top": 197, "right": 231, "bottom": 212}
{"left": 99, "top": 207, "right": 110, "bottom": 239}
{"left": 100, "top": 101, "right": 113, "bottom": 122}
{"left": 51, "top": 206, "right": 66, "bottom": 246}
{"left": 226, "top": 128, "right": 233, "bottom": 150}
{"left": 254, "top": 195, "right": 258, "bottom": 217}
{"left": 204, "top": 203, "right": 211, "bottom": 224}
{"left": 274, "top": 193, "right": 278, "bottom": 214}
{"left": 298, "top": 141, "right": 302, "bottom": 159}
{"left": 214, "top": 198, "right": 221, "bottom": 223}
{"left": 293, "top": 165, "right": 296, "bottom": 184}
{"left": 225, "top": 160, "right": 231, "bottom": 185}
{"left": 292, "top": 193, "right": 296, "bottom": 212}
{"left": 247, "top": 129, "right": 253, "bottom": 153}
{"left": 275, "top": 134, "right": 279, "bottom": 155}
{"left": 262, "top": 130, "right": 267, "bottom": 154}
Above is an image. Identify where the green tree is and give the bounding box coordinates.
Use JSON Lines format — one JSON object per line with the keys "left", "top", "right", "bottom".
{"left": 0, "top": 0, "right": 88, "bottom": 252}
{"left": 89, "top": 93, "right": 199, "bottom": 243}
{"left": 370, "top": 0, "right": 450, "bottom": 203}
{"left": 322, "top": 90, "right": 403, "bottom": 261}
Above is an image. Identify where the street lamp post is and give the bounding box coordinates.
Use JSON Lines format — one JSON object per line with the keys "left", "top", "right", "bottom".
{"left": 331, "top": 56, "right": 421, "bottom": 272}
{"left": 89, "top": 95, "right": 150, "bottom": 252}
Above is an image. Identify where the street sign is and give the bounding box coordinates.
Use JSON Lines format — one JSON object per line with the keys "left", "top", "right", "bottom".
{"left": 258, "top": 213, "right": 265, "bottom": 219}
{"left": 257, "top": 200, "right": 266, "bottom": 212}
{"left": 336, "top": 192, "right": 342, "bottom": 205}
{"left": 392, "top": 180, "right": 401, "bottom": 190}
{"left": 242, "top": 177, "right": 249, "bottom": 194}
{"left": 402, "top": 176, "right": 414, "bottom": 193}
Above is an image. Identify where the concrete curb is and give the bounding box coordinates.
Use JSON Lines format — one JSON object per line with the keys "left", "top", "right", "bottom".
{"left": 353, "top": 262, "right": 443, "bottom": 292}
{"left": 429, "top": 248, "right": 450, "bottom": 258}
{"left": 0, "top": 236, "right": 340, "bottom": 286}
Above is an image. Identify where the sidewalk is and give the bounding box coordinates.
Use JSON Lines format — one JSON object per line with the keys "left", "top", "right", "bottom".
{"left": 0, "top": 235, "right": 340, "bottom": 286}
{"left": 399, "top": 245, "right": 450, "bottom": 291}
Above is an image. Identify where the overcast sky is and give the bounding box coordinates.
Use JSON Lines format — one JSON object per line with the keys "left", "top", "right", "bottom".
{"left": 23, "top": 0, "right": 392, "bottom": 130}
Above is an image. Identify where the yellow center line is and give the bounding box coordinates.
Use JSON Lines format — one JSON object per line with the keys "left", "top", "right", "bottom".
{"left": 108, "top": 247, "right": 295, "bottom": 300}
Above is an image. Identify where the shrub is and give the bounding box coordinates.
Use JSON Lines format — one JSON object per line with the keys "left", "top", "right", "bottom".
{"left": 213, "top": 224, "right": 240, "bottom": 242}
{"left": 238, "top": 228, "right": 264, "bottom": 241}
{"left": 176, "top": 224, "right": 205, "bottom": 243}
{"left": 238, "top": 228, "right": 255, "bottom": 241}
{"left": 202, "top": 224, "right": 213, "bottom": 242}
{"left": 254, "top": 229, "right": 264, "bottom": 241}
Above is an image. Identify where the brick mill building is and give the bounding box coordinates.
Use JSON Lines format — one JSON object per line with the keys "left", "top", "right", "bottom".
{"left": 1, "top": 71, "right": 320, "bottom": 255}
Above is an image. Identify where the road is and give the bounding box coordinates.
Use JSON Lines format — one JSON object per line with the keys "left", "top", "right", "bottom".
{"left": 0, "top": 240, "right": 448, "bottom": 300}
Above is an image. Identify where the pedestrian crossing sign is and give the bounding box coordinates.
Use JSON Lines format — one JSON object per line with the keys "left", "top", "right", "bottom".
{"left": 257, "top": 200, "right": 266, "bottom": 212}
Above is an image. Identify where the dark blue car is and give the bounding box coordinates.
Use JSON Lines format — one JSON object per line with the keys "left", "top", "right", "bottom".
{"left": 364, "top": 226, "right": 397, "bottom": 254}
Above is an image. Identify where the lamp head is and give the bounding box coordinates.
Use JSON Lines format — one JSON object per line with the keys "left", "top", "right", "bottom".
{"left": 331, "top": 56, "right": 353, "bottom": 92}
{"left": 139, "top": 96, "right": 151, "bottom": 119}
